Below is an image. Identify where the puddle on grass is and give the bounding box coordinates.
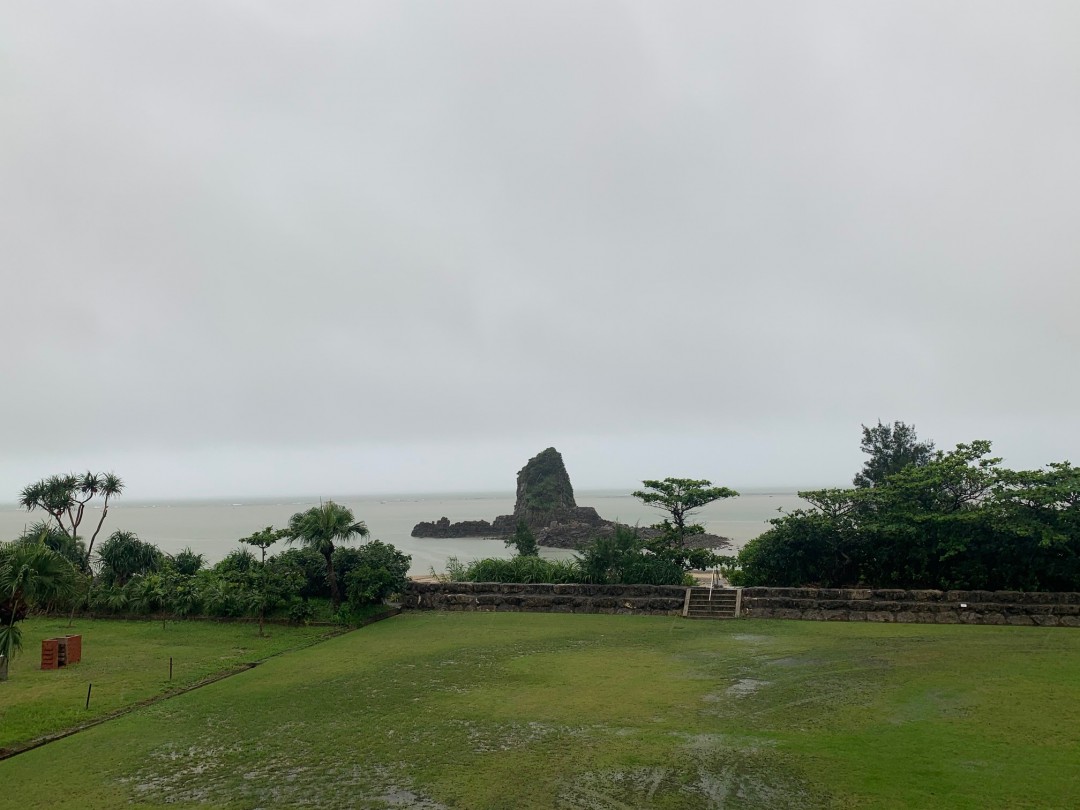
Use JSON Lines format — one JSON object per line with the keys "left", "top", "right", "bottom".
{"left": 726, "top": 678, "right": 770, "bottom": 697}
{"left": 702, "top": 679, "right": 771, "bottom": 704}
{"left": 123, "top": 749, "right": 448, "bottom": 809}
{"left": 555, "top": 740, "right": 830, "bottom": 810}
{"left": 764, "top": 656, "right": 820, "bottom": 668}
{"left": 731, "top": 634, "right": 769, "bottom": 644}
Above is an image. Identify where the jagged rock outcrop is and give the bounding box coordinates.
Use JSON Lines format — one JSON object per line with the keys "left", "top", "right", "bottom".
{"left": 410, "top": 447, "right": 730, "bottom": 551}
{"left": 410, "top": 517, "right": 495, "bottom": 538}
{"left": 500, "top": 447, "right": 578, "bottom": 527}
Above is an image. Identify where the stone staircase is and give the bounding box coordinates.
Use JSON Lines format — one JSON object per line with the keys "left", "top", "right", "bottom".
{"left": 683, "top": 586, "right": 740, "bottom": 619}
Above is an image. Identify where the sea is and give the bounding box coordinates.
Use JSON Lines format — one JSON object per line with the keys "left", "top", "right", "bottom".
{"left": 0, "top": 489, "right": 810, "bottom": 576}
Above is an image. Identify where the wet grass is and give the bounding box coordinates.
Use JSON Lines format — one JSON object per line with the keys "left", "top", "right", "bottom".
{"left": 1, "top": 613, "right": 1079, "bottom": 808}
{"left": 0, "top": 617, "right": 337, "bottom": 751}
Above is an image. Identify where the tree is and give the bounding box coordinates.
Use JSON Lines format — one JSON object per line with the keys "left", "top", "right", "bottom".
{"left": 285, "top": 502, "right": 369, "bottom": 610}
{"left": 853, "top": 421, "right": 935, "bottom": 488}
{"left": 632, "top": 478, "right": 739, "bottom": 547}
{"left": 171, "top": 547, "right": 205, "bottom": 577}
{"left": 17, "top": 522, "right": 86, "bottom": 570}
{"left": 0, "top": 539, "right": 79, "bottom": 680}
{"left": 506, "top": 520, "right": 539, "bottom": 557}
{"left": 240, "top": 526, "right": 286, "bottom": 636}
{"left": 344, "top": 541, "right": 411, "bottom": 608}
{"left": 18, "top": 472, "right": 123, "bottom": 570}
{"left": 96, "top": 530, "right": 164, "bottom": 587}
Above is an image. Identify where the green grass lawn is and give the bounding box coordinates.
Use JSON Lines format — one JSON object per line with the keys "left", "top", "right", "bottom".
{"left": 0, "top": 617, "right": 337, "bottom": 751}
{"left": 2, "top": 613, "right": 1079, "bottom": 809}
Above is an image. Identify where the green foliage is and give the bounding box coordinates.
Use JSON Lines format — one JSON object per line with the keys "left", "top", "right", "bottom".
{"left": 343, "top": 541, "right": 412, "bottom": 607}
{"left": 16, "top": 522, "right": 87, "bottom": 571}
{"left": 240, "top": 526, "right": 285, "bottom": 558}
{"left": 171, "top": 547, "right": 205, "bottom": 577}
{"left": 441, "top": 556, "right": 468, "bottom": 582}
{"left": 285, "top": 502, "right": 369, "bottom": 609}
{"left": 578, "top": 525, "right": 689, "bottom": 585}
{"left": 506, "top": 519, "right": 539, "bottom": 557}
{"left": 269, "top": 547, "right": 329, "bottom": 600}
{"left": 632, "top": 477, "right": 738, "bottom": 546}
{"left": 456, "top": 556, "right": 585, "bottom": 584}
{"left": 737, "top": 438, "right": 1080, "bottom": 591}
{"left": 96, "top": 530, "right": 165, "bottom": 587}
{"left": 213, "top": 548, "right": 258, "bottom": 578}
{"left": 853, "top": 420, "right": 935, "bottom": 488}
{"left": 445, "top": 526, "right": 690, "bottom": 586}
{"left": 18, "top": 471, "right": 123, "bottom": 568}
{"left": 239, "top": 526, "right": 288, "bottom": 634}
{"left": 288, "top": 600, "right": 317, "bottom": 624}
{"left": 0, "top": 539, "right": 80, "bottom": 675}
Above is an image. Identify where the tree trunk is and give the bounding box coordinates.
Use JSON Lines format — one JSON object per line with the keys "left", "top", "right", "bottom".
{"left": 325, "top": 552, "right": 340, "bottom": 610}
{"left": 0, "top": 654, "right": 8, "bottom": 681}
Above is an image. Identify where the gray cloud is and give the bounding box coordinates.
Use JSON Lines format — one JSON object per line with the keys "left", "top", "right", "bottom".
{"left": 2, "top": 1, "right": 1079, "bottom": 499}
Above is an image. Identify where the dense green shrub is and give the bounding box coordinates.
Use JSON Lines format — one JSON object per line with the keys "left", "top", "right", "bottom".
{"left": 343, "top": 541, "right": 411, "bottom": 607}
{"left": 735, "top": 443, "right": 1080, "bottom": 591}
{"left": 213, "top": 548, "right": 257, "bottom": 578}
{"left": 270, "top": 547, "right": 329, "bottom": 600}
{"left": 459, "top": 556, "right": 584, "bottom": 584}
{"left": 96, "top": 531, "right": 165, "bottom": 587}
{"left": 172, "top": 547, "right": 205, "bottom": 577}
{"left": 441, "top": 526, "right": 696, "bottom": 586}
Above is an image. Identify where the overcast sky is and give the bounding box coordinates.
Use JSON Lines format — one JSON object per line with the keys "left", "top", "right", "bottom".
{"left": 2, "top": 2, "right": 1078, "bottom": 500}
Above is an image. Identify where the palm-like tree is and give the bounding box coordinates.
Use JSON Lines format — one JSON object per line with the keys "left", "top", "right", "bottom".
{"left": 18, "top": 471, "right": 123, "bottom": 570}
{"left": 96, "top": 531, "right": 163, "bottom": 587}
{"left": 0, "top": 539, "right": 79, "bottom": 680}
{"left": 285, "top": 502, "right": 369, "bottom": 610}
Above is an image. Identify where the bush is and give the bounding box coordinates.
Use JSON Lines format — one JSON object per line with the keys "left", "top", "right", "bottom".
{"left": 461, "top": 556, "right": 583, "bottom": 584}
{"left": 578, "top": 526, "right": 690, "bottom": 586}
{"left": 212, "top": 548, "right": 257, "bottom": 579}
{"left": 172, "top": 547, "right": 205, "bottom": 577}
{"left": 343, "top": 541, "right": 411, "bottom": 608}
{"left": 270, "top": 547, "right": 329, "bottom": 600}
{"left": 288, "top": 600, "right": 317, "bottom": 624}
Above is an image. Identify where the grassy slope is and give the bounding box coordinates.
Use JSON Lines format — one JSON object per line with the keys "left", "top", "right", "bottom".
{"left": 1, "top": 614, "right": 1078, "bottom": 809}
{"left": 0, "top": 617, "right": 336, "bottom": 750}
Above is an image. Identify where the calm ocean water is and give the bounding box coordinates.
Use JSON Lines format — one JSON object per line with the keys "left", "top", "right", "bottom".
{"left": 0, "top": 489, "right": 809, "bottom": 575}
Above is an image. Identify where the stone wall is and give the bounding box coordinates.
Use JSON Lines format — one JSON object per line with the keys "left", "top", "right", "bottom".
{"left": 403, "top": 582, "right": 686, "bottom": 615}
{"left": 401, "top": 584, "right": 1080, "bottom": 626}
{"left": 741, "top": 587, "right": 1080, "bottom": 627}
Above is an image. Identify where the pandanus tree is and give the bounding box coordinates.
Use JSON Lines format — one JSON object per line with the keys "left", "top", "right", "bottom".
{"left": 96, "top": 530, "right": 164, "bottom": 587}
{"left": 19, "top": 472, "right": 124, "bottom": 570}
{"left": 0, "top": 540, "right": 79, "bottom": 680}
{"left": 285, "top": 502, "right": 369, "bottom": 610}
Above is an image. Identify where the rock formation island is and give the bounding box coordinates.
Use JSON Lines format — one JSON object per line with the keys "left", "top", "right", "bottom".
{"left": 411, "top": 447, "right": 729, "bottom": 550}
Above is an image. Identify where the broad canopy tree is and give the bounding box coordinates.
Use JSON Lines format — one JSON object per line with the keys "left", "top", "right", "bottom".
{"left": 632, "top": 478, "right": 738, "bottom": 546}
{"left": 631, "top": 478, "right": 738, "bottom": 571}
{"left": 736, "top": 428, "right": 1080, "bottom": 591}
